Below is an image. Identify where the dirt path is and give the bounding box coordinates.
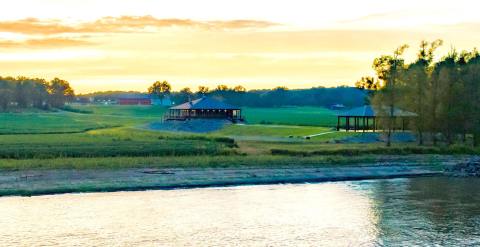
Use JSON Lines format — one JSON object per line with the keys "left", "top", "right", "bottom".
{"left": 305, "top": 131, "right": 336, "bottom": 138}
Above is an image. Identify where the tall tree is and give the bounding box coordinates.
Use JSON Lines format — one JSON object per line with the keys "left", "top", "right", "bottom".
{"left": 148, "top": 80, "right": 172, "bottom": 105}
{"left": 31, "top": 78, "right": 49, "bottom": 109}
{"left": 464, "top": 51, "right": 480, "bottom": 146}
{"left": 233, "top": 85, "right": 246, "bottom": 92}
{"left": 0, "top": 79, "right": 13, "bottom": 110}
{"left": 197, "top": 85, "right": 209, "bottom": 96}
{"left": 48, "top": 78, "right": 75, "bottom": 108}
{"left": 178, "top": 87, "right": 193, "bottom": 103}
{"left": 372, "top": 45, "right": 409, "bottom": 146}
{"left": 216, "top": 85, "right": 229, "bottom": 91}
{"left": 402, "top": 40, "right": 442, "bottom": 145}
{"left": 355, "top": 76, "right": 380, "bottom": 104}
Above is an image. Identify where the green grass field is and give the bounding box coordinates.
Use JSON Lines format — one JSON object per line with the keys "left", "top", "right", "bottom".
{"left": 215, "top": 124, "right": 332, "bottom": 137}
{"left": 2, "top": 104, "right": 475, "bottom": 171}
{"left": 0, "top": 105, "right": 336, "bottom": 135}
{"left": 0, "top": 105, "right": 167, "bottom": 134}
{"left": 242, "top": 107, "right": 337, "bottom": 127}
{"left": 0, "top": 112, "right": 116, "bottom": 134}
{"left": 0, "top": 105, "right": 351, "bottom": 163}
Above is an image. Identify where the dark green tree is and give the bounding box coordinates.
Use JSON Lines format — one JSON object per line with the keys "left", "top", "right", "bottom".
{"left": 148, "top": 80, "right": 172, "bottom": 105}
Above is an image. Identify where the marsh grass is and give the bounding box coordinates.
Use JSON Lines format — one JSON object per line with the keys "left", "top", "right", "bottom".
{"left": 0, "top": 128, "right": 237, "bottom": 159}
{"left": 271, "top": 145, "right": 480, "bottom": 156}
{"left": 0, "top": 154, "right": 413, "bottom": 171}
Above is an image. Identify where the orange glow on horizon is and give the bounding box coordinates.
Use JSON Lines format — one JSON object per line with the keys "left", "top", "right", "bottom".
{"left": 1, "top": 0, "right": 479, "bottom": 93}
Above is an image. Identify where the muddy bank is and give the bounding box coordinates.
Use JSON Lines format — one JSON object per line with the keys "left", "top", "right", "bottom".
{"left": 0, "top": 164, "right": 444, "bottom": 197}
{"left": 445, "top": 158, "right": 480, "bottom": 177}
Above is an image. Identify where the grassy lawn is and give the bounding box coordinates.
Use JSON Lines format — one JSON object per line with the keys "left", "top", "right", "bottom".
{"left": 0, "top": 105, "right": 167, "bottom": 134}
{"left": 0, "top": 112, "right": 117, "bottom": 134}
{"left": 0, "top": 105, "right": 353, "bottom": 161}
{"left": 73, "top": 104, "right": 167, "bottom": 118}
{"left": 0, "top": 105, "right": 335, "bottom": 134}
{"left": 242, "top": 107, "right": 337, "bottom": 127}
{"left": 214, "top": 124, "right": 333, "bottom": 137}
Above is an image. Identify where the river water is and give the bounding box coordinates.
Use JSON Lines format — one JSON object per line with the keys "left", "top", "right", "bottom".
{"left": 1, "top": 177, "right": 479, "bottom": 246}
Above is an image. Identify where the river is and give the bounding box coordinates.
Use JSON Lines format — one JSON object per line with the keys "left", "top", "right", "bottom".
{"left": 1, "top": 177, "right": 479, "bottom": 246}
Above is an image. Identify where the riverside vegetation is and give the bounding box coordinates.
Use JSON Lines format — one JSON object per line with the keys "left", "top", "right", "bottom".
{"left": 1, "top": 104, "right": 480, "bottom": 171}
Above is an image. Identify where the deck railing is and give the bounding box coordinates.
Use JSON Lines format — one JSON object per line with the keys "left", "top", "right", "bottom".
{"left": 163, "top": 114, "right": 244, "bottom": 122}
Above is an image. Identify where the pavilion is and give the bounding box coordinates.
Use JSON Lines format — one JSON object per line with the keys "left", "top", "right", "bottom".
{"left": 336, "top": 105, "right": 417, "bottom": 132}
{"left": 164, "top": 96, "right": 243, "bottom": 122}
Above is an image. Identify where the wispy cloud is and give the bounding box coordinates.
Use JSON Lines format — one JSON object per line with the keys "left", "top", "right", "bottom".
{"left": 0, "top": 16, "right": 279, "bottom": 35}
{"left": 0, "top": 37, "right": 93, "bottom": 48}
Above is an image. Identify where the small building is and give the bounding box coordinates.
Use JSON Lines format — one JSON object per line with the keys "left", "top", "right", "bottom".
{"left": 336, "top": 105, "right": 417, "bottom": 132}
{"left": 117, "top": 94, "right": 152, "bottom": 105}
{"left": 330, "top": 104, "right": 346, "bottom": 110}
{"left": 164, "top": 97, "right": 243, "bottom": 122}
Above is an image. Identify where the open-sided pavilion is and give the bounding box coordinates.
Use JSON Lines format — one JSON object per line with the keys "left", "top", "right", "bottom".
{"left": 336, "top": 105, "right": 417, "bottom": 132}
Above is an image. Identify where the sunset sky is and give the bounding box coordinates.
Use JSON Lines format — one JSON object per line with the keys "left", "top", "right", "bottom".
{"left": 1, "top": 0, "right": 479, "bottom": 93}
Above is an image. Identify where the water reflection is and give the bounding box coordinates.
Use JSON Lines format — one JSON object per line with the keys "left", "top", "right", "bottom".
{"left": 350, "top": 177, "right": 480, "bottom": 246}
{"left": 0, "top": 183, "right": 376, "bottom": 246}
{"left": 0, "top": 178, "right": 479, "bottom": 246}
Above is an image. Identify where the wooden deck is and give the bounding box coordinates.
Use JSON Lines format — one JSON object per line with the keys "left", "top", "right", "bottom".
{"left": 163, "top": 115, "right": 244, "bottom": 122}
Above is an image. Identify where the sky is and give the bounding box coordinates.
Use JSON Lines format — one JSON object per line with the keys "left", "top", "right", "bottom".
{"left": 1, "top": 0, "right": 479, "bottom": 93}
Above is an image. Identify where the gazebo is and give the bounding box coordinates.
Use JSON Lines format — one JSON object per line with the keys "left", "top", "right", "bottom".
{"left": 336, "top": 105, "right": 417, "bottom": 132}
{"left": 164, "top": 96, "right": 243, "bottom": 122}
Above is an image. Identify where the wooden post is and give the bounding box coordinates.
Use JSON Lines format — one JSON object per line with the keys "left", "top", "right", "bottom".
{"left": 373, "top": 117, "right": 376, "bottom": 132}
{"left": 355, "top": 117, "right": 357, "bottom": 132}
{"left": 363, "top": 117, "right": 366, "bottom": 132}
{"left": 346, "top": 117, "right": 350, "bottom": 132}
{"left": 352, "top": 117, "right": 355, "bottom": 132}
{"left": 337, "top": 117, "right": 340, "bottom": 131}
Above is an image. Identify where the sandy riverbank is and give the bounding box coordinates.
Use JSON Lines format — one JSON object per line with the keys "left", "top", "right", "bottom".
{"left": 0, "top": 163, "right": 446, "bottom": 197}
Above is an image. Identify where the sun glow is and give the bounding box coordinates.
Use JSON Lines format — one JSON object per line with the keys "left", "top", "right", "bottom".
{"left": 1, "top": 0, "right": 480, "bottom": 93}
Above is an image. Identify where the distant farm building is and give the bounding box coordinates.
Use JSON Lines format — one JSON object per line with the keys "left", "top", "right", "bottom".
{"left": 164, "top": 97, "right": 243, "bottom": 122}
{"left": 330, "top": 104, "right": 346, "bottom": 110}
{"left": 337, "top": 105, "right": 417, "bottom": 132}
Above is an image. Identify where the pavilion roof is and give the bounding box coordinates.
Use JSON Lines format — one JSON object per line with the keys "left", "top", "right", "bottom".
{"left": 338, "top": 105, "right": 417, "bottom": 117}
{"left": 169, "top": 97, "right": 240, "bottom": 110}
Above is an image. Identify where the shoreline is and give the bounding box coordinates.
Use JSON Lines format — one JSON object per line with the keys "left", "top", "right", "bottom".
{"left": 0, "top": 164, "right": 444, "bottom": 197}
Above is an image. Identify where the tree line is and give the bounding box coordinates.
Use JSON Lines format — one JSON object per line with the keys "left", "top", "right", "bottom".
{"left": 94, "top": 80, "right": 365, "bottom": 108}
{"left": 0, "top": 76, "right": 74, "bottom": 111}
{"left": 357, "top": 40, "right": 480, "bottom": 146}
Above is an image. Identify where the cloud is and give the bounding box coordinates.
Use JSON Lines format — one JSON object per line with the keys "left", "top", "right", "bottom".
{"left": 0, "top": 16, "right": 279, "bottom": 35}
{"left": 0, "top": 18, "right": 77, "bottom": 35}
{"left": 0, "top": 38, "right": 93, "bottom": 48}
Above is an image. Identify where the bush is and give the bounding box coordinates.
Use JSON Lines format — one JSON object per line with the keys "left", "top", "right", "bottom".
{"left": 60, "top": 105, "right": 93, "bottom": 114}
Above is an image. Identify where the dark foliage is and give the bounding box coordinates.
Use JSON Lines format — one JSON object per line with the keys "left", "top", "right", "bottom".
{"left": 0, "top": 76, "right": 74, "bottom": 111}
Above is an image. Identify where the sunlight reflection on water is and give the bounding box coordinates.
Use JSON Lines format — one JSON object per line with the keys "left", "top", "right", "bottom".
{"left": 1, "top": 177, "right": 479, "bottom": 246}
